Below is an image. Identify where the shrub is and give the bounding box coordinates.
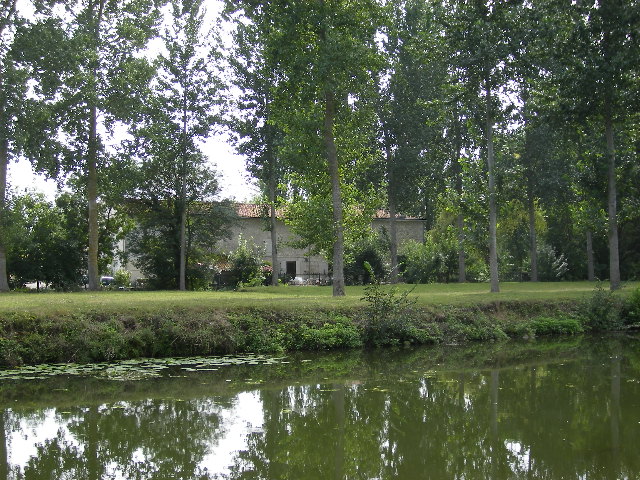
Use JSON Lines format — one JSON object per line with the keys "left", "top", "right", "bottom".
{"left": 300, "top": 317, "right": 362, "bottom": 350}
{"left": 360, "top": 282, "right": 417, "bottom": 346}
{"left": 622, "top": 287, "right": 640, "bottom": 325}
{"left": 344, "top": 234, "right": 388, "bottom": 285}
{"left": 530, "top": 316, "right": 583, "bottom": 335}
{"left": 229, "top": 313, "right": 285, "bottom": 353}
{"left": 114, "top": 269, "right": 131, "bottom": 288}
{"left": 228, "top": 237, "right": 265, "bottom": 288}
{"left": 537, "top": 244, "right": 569, "bottom": 281}
{"left": 580, "top": 284, "right": 624, "bottom": 331}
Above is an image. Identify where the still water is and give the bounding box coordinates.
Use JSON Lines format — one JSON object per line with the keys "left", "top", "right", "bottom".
{"left": 1, "top": 334, "right": 640, "bottom": 479}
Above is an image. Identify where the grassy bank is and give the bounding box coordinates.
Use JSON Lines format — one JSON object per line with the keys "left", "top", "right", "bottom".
{"left": 1, "top": 281, "right": 639, "bottom": 367}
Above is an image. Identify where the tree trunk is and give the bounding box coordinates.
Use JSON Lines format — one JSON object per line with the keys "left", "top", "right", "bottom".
{"left": 268, "top": 172, "right": 279, "bottom": 286}
{"left": 0, "top": 410, "right": 7, "bottom": 480}
{"left": 457, "top": 213, "right": 466, "bottom": 283}
{"left": 178, "top": 89, "right": 188, "bottom": 291}
{"left": 452, "top": 125, "right": 466, "bottom": 283}
{"left": 0, "top": 1, "right": 17, "bottom": 292}
{"left": 179, "top": 205, "right": 187, "bottom": 290}
{"left": 384, "top": 133, "right": 399, "bottom": 284}
{"left": 0, "top": 135, "right": 9, "bottom": 292}
{"left": 485, "top": 83, "right": 499, "bottom": 293}
{"left": 528, "top": 193, "right": 538, "bottom": 282}
{"left": 324, "top": 90, "right": 345, "bottom": 297}
{"left": 86, "top": 0, "right": 104, "bottom": 292}
{"left": 522, "top": 98, "right": 538, "bottom": 283}
{"left": 87, "top": 104, "right": 100, "bottom": 291}
{"left": 604, "top": 99, "right": 620, "bottom": 290}
{"left": 586, "top": 230, "right": 595, "bottom": 281}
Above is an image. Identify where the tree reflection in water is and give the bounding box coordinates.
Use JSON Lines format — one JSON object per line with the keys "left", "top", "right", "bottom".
{"left": 1, "top": 335, "right": 640, "bottom": 479}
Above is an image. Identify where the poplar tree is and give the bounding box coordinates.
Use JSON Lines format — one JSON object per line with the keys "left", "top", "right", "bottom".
{"left": 226, "top": 0, "right": 382, "bottom": 296}
{"left": 44, "top": 0, "right": 159, "bottom": 290}
{"left": 125, "top": 0, "right": 223, "bottom": 290}
{"left": 226, "top": 12, "right": 284, "bottom": 286}
{"left": 0, "top": 2, "right": 67, "bottom": 291}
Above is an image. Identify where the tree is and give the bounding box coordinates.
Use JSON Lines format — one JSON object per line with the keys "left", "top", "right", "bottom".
{"left": 5, "top": 192, "right": 88, "bottom": 289}
{"left": 226, "top": 0, "right": 383, "bottom": 297}
{"left": 0, "top": 3, "right": 68, "bottom": 291}
{"left": 444, "top": 0, "right": 526, "bottom": 292}
{"left": 29, "top": 0, "right": 160, "bottom": 291}
{"left": 377, "top": 0, "right": 449, "bottom": 283}
{"left": 226, "top": 12, "right": 285, "bottom": 286}
{"left": 539, "top": 0, "right": 640, "bottom": 289}
{"left": 125, "top": 0, "right": 224, "bottom": 290}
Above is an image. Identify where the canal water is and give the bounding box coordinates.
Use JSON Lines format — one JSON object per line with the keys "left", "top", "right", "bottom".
{"left": 1, "top": 334, "right": 639, "bottom": 479}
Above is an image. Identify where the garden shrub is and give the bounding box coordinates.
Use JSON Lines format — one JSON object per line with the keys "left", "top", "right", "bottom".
{"left": 360, "top": 282, "right": 417, "bottom": 346}
{"left": 580, "top": 284, "right": 624, "bottom": 331}
{"left": 228, "top": 237, "right": 266, "bottom": 288}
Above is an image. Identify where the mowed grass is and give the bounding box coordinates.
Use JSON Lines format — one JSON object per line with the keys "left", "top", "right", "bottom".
{"left": 0, "top": 281, "right": 637, "bottom": 315}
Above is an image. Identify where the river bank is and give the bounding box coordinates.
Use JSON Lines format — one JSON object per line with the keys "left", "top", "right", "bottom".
{"left": 1, "top": 282, "right": 638, "bottom": 367}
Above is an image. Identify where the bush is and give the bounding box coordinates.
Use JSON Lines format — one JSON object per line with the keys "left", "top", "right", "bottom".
{"left": 228, "top": 237, "right": 265, "bottom": 288}
{"left": 400, "top": 238, "right": 457, "bottom": 284}
{"left": 537, "top": 244, "right": 569, "bottom": 281}
{"left": 300, "top": 317, "right": 362, "bottom": 350}
{"left": 360, "top": 283, "right": 417, "bottom": 346}
{"left": 114, "top": 269, "right": 131, "bottom": 288}
{"left": 344, "top": 234, "right": 388, "bottom": 285}
{"left": 580, "top": 284, "right": 624, "bottom": 331}
{"left": 530, "top": 316, "right": 583, "bottom": 335}
{"left": 622, "top": 287, "right": 640, "bottom": 325}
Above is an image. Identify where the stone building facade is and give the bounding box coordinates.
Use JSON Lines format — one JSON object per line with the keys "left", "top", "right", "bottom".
{"left": 220, "top": 204, "right": 426, "bottom": 282}
{"left": 119, "top": 203, "right": 425, "bottom": 284}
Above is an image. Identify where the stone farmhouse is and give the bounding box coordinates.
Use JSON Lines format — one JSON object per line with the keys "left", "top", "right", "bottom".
{"left": 223, "top": 203, "right": 426, "bottom": 283}
{"left": 118, "top": 203, "right": 425, "bottom": 284}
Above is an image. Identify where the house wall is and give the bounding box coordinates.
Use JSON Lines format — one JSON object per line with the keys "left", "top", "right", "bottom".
{"left": 118, "top": 209, "right": 425, "bottom": 284}
{"left": 218, "top": 218, "right": 330, "bottom": 281}
{"left": 372, "top": 218, "right": 426, "bottom": 247}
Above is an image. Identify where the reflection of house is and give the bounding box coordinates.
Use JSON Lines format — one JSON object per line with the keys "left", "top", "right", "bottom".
{"left": 221, "top": 204, "right": 426, "bottom": 282}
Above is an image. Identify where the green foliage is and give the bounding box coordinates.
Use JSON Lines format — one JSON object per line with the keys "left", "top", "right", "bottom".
{"left": 580, "top": 284, "right": 624, "bottom": 331}
{"left": 113, "top": 269, "right": 131, "bottom": 288}
{"left": 228, "top": 237, "right": 266, "bottom": 288}
{"left": 5, "top": 192, "right": 88, "bottom": 290}
{"left": 622, "top": 287, "right": 640, "bottom": 326}
{"left": 399, "top": 237, "right": 457, "bottom": 284}
{"left": 537, "top": 244, "right": 569, "bottom": 281}
{"left": 127, "top": 200, "right": 235, "bottom": 289}
{"left": 444, "top": 311, "right": 509, "bottom": 342}
{"left": 299, "top": 316, "right": 362, "bottom": 350}
{"left": 530, "top": 317, "right": 583, "bottom": 336}
{"left": 360, "top": 283, "right": 417, "bottom": 346}
{"left": 229, "top": 313, "right": 285, "bottom": 354}
{"left": 344, "top": 233, "right": 388, "bottom": 285}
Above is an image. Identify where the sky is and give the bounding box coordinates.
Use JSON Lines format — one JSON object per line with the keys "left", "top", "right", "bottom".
{"left": 9, "top": 0, "right": 259, "bottom": 203}
{"left": 7, "top": 133, "right": 258, "bottom": 202}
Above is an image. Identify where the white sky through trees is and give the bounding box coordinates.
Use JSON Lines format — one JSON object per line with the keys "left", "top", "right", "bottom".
{"left": 8, "top": 134, "right": 257, "bottom": 201}
{"left": 9, "top": 0, "right": 258, "bottom": 202}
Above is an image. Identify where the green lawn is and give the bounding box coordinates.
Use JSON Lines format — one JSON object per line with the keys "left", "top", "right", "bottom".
{"left": 1, "top": 281, "right": 637, "bottom": 315}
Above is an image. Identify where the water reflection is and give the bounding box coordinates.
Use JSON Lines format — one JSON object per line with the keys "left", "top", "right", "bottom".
{"left": 2, "top": 335, "right": 640, "bottom": 479}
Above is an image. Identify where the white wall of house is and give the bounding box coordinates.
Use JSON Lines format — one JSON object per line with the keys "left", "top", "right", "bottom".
{"left": 116, "top": 204, "right": 425, "bottom": 284}
{"left": 218, "top": 217, "right": 330, "bottom": 281}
